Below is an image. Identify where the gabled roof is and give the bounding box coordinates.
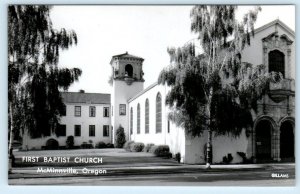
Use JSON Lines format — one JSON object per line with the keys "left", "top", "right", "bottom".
{"left": 255, "top": 19, "right": 295, "bottom": 37}
{"left": 61, "top": 92, "right": 110, "bottom": 104}
{"left": 110, "top": 52, "right": 144, "bottom": 64}
{"left": 128, "top": 82, "right": 158, "bottom": 103}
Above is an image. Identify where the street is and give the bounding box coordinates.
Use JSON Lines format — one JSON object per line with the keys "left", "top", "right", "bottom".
{"left": 9, "top": 163, "right": 295, "bottom": 186}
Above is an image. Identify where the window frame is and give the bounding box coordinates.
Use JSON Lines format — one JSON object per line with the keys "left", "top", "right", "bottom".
{"left": 103, "top": 107, "right": 110, "bottom": 117}
{"left": 74, "top": 125, "right": 81, "bottom": 137}
{"left": 137, "top": 103, "right": 140, "bottom": 134}
{"left": 89, "top": 125, "right": 96, "bottom": 137}
{"left": 130, "top": 107, "right": 133, "bottom": 135}
{"left": 74, "top": 106, "right": 81, "bottom": 117}
{"left": 103, "top": 125, "right": 110, "bottom": 137}
{"left": 119, "top": 104, "right": 126, "bottom": 116}
{"left": 89, "top": 106, "right": 96, "bottom": 117}
{"left": 156, "top": 92, "right": 162, "bottom": 133}
{"left": 145, "top": 99, "right": 149, "bottom": 134}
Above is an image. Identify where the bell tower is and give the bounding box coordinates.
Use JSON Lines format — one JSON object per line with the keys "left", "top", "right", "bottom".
{"left": 110, "top": 52, "right": 145, "bottom": 143}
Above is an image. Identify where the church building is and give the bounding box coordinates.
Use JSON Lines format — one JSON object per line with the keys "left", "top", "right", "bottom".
{"left": 22, "top": 19, "right": 295, "bottom": 164}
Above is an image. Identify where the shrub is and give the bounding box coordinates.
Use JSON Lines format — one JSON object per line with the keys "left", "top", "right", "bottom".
{"left": 130, "top": 142, "right": 145, "bottom": 152}
{"left": 150, "top": 145, "right": 170, "bottom": 157}
{"left": 175, "top": 152, "right": 181, "bottom": 163}
{"left": 81, "top": 142, "right": 93, "bottom": 149}
{"left": 66, "top": 136, "right": 74, "bottom": 149}
{"left": 237, "top": 152, "right": 253, "bottom": 164}
{"left": 45, "top": 139, "right": 59, "bottom": 150}
{"left": 106, "top": 143, "right": 114, "bottom": 148}
{"left": 222, "top": 153, "right": 233, "bottom": 164}
{"left": 115, "top": 125, "right": 126, "bottom": 148}
{"left": 96, "top": 141, "right": 107, "bottom": 149}
{"left": 123, "top": 141, "right": 134, "bottom": 151}
{"left": 143, "top": 143, "right": 155, "bottom": 152}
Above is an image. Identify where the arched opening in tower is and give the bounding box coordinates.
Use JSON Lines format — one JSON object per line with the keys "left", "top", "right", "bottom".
{"left": 125, "top": 64, "right": 133, "bottom": 77}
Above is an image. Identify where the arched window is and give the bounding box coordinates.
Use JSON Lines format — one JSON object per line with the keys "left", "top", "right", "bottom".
{"left": 137, "top": 103, "right": 140, "bottom": 134}
{"left": 125, "top": 64, "right": 133, "bottom": 77}
{"left": 145, "top": 99, "right": 149, "bottom": 134}
{"left": 130, "top": 107, "right": 133, "bottom": 134}
{"left": 156, "top": 93, "right": 162, "bottom": 133}
{"left": 269, "top": 50, "right": 285, "bottom": 78}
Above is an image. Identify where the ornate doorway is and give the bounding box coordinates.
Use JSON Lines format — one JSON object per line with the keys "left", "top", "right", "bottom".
{"left": 280, "top": 121, "right": 294, "bottom": 161}
{"left": 255, "top": 120, "right": 272, "bottom": 161}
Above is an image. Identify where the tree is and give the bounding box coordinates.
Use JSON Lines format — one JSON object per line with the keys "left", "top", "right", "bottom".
{"left": 158, "top": 5, "right": 280, "bottom": 168}
{"left": 116, "top": 125, "right": 126, "bottom": 148}
{"left": 8, "top": 5, "right": 82, "bottom": 171}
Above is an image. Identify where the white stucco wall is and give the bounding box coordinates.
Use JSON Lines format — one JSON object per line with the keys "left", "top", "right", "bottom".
{"left": 184, "top": 129, "right": 252, "bottom": 164}
{"left": 111, "top": 80, "right": 144, "bottom": 143}
{"left": 22, "top": 103, "right": 112, "bottom": 150}
{"left": 129, "top": 83, "right": 186, "bottom": 160}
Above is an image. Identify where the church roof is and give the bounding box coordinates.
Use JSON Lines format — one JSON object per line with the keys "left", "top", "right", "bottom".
{"left": 110, "top": 52, "right": 144, "bottom": 64}
{"left": 61, "top": 92, "right": 110, "bottom": 104}
{"left": 128, "top": 82, "right": 158, "bottom": 103}
{"left": 255, "top": 19, "right": 295, "bottom": 37}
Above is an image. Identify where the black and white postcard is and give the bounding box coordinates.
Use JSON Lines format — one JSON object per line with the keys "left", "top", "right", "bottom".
{"left": 7, "top": 4, "right": 295, "bottom": 186}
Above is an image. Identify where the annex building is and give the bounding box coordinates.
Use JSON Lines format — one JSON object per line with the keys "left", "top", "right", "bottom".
{"left": 23, "top": 19, "right": 295, "bottom": 164}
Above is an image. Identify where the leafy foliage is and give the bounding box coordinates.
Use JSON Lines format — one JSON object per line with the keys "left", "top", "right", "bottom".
{"left": 115, "top": 125, "right": 126, "bottom": 148}
{"left": 159, "top": 5, "right": 279, "bottom": 138}
{"left": 8, "top": 5, "right": 82, "bottom": 139}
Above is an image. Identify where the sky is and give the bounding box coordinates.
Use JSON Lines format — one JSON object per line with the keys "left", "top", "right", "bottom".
{"left": 50, "top": 5, "right": 295, "bottom": 94}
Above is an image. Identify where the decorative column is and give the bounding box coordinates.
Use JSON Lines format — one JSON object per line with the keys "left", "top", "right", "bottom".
{"left": 272, "top": 126, "right": 280, "bottom": 162}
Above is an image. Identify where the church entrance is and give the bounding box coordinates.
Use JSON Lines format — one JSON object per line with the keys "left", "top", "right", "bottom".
{"left": 280, "top": 121, "right": 294, "bottom": 161}
{"left": 255, "top": 120, "right": 272, "bottom": 162}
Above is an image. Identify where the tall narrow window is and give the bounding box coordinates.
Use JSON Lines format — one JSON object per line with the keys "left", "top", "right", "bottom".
{"left": 137, "top": 103, "right": 140, "bottom": 134}
{"left": 167, "top": 120, "right": 170, "bottom": 133}
{"left": 89, "top": 106, "right": 96, "bottom": 117}
{"left": 89, "top": 125, "right": 95, "bottom": 136}
{"left": 269, "top": 50, "right": 285, "bottom": 78}
{"left": 145, "top": 99, "right": 149, "bottom": 134}
{"left": 130, "top": 107, "right": 133, "bottom": 135}
{"left": 119, "top": 104, "right": 126, "bottom": 115}
{"left": 156, "top": 92, "right": 162, "bottom": 133}
{"left": 74, "top": 106, "right": 81, "bottom": 117}
{"left": 125, "top": 64, "right": 133, "bottom": 77}
{"left": 103, "top": 125, "right": 109, "bottom": 137}
{"left": 103, "top": 107, "right": 109, "bottom": 117}
{"left": 74, "top": 125, "right": 81, "bottom": 136}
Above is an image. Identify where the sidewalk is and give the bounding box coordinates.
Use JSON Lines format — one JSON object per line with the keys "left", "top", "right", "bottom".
{"left": 9, "top": 163, "right": 295, "bottom": 179}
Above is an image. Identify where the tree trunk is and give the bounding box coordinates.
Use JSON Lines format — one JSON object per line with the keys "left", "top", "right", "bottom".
{"left": 206, "top": 89, "right": 213, "bottom": 169}
{"left": 8, "top": 101, "right": 15, "bottom": 173}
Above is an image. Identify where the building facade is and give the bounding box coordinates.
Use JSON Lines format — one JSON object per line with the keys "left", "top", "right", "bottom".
{"left": 22, "top": 92, "right": 112, "bottom": 149}
{"left": 22, "top": 20, "right": 295, "bottom": 164}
